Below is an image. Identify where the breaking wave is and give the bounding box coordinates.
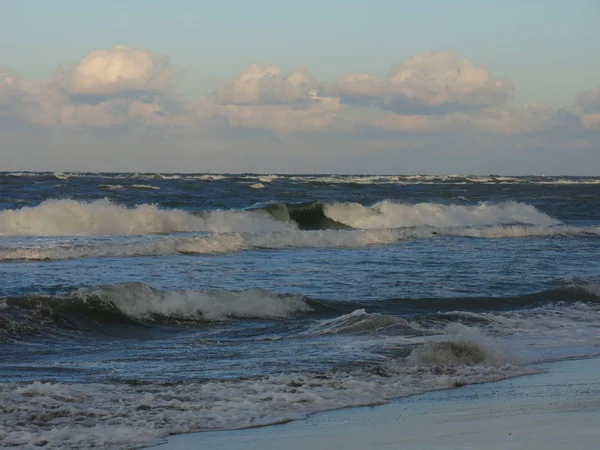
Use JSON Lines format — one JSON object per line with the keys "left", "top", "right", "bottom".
{"left": 321, "top": 200, "right": 558, "bottom": 229}
{"left": 0, "top": 319, "right": 528, "bottom": 449}
{"left": 0, "top": 198, "right": 563, "bottom": 238}
{"left": 0, "top": 199, "right": 291, "bottom": 236}
{"left": 0, "top": 283, "right": 312, "bottom": 340}
{"left": 0, "top": 229, "right": 409, "bottom": 260}
{"left": 3, "top": 283, "right": 599, "bottom": 341}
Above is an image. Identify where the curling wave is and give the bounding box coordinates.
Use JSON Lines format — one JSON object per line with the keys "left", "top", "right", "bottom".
{"left": 0, "top": 283, "right": 312, "bottom": 340}
{"left": 3, "top": 283, "right": 599, "bottom": 340}
{"left": 0, "top": 199, "right": 561, "bottom": 237}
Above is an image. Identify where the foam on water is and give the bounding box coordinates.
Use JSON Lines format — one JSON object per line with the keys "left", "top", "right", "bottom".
{"left": 0, "top": 325, "right": 529, "bottom": 449}
{"left": 3, "top": 223, "right": 596, "bottom": 261}
{"left": 0, "top": 229, "right": 408, "bottom": 260}
{"left": 0, "top": 199, "right": 291, "bottom": 236}
{"left": 323, "top": 201, "right": 558, "bottom": 229}
{"left": 74, "top": 283, "right": 313, "bottom": 321}
{"left": 306, "top": 309, "right": 429, "bottom": 336}
{"left": 130, "top": 184, "right": 161, "bottom": 190}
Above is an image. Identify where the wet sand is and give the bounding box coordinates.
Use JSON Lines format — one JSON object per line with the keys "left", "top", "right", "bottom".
{"left": 156, "top": 357, "right": 600, "bottom": 450}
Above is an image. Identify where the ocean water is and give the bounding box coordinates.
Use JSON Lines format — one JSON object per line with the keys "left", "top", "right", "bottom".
{"left": 1, "top": 172, "right": 600, "bottom": 448}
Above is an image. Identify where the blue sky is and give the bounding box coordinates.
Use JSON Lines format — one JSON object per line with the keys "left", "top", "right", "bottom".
{"left": 1, "top": 1, "right": 599, "bottom": 173}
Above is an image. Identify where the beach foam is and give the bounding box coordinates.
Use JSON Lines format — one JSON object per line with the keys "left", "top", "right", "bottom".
{"left": 0, "top": 325, "right": 528, "bottom": 449}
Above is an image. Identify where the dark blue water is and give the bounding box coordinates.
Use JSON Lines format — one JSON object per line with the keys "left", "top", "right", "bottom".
{"left": 1, "top": 172, "right": 599, "bottom": 448}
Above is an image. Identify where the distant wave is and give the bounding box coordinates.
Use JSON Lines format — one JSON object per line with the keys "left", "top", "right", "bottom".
{"left": 3, "top": 172, "right": 600, "bottom": 185}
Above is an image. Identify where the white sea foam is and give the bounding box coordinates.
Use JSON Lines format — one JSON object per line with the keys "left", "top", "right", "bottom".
{"left": 194, "top": 174, "right": 227, "bottom": 181}
{"left": 0, "top": 199, "right": 290, "bottom": 236}
{"left": 0, "top": 326, "right": 528, "bottom": 449}
{"left": 53, "top": 172, "right": 70, "bottom": 180}
{"left": 97, "top": 184, "right": 124, "bottom": 191}
{"left": 0, "top": 229, "right": 418, "bottom": 260}
{"left": 306, "top": 309, "right": 427, "bottom": 336}
{"left": 438, "top": 300, "right": 600, "bottom": 363}
{"left": 324, "top": 201, "right": 559, "bottom": 229}
{"left": 3, "top": 223, "right": 596, "bottom": 261}
{"left": 452, "top": 224, "right": 600, "bottom": 238}
{"left": 74, "top": 283, "right": 312, "bottom": 320}
{"left": 130, "top": 184, "right": 161, "bottom": 190}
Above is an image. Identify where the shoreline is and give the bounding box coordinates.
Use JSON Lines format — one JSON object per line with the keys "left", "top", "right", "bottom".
{"left": 156, "top": 357, "right": 600, "bottom": 449}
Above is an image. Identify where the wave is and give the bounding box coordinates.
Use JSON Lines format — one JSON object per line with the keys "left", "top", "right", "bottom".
{"left": 321, "top": 200, "right": 558, "bottom": 229}
{"left": 3, "top": 283, "right": 599, "bottom": 340}
{"left": 3, "top": 172, "right": 600, "bottom": 185}
{"left": 0, "top": 229, "right": 408, "bottom": 260}
{"left": 130, "top": 184, "right": 160, "bottom": 190}
{"left": 0, "top": 198, "right": 562, "bottom": 237}
{"left": 0, "top": 199, "right": 291, "bottom": 236}
{"left": 5, "top": 223, "right": 596, "bottom": 261}
{"left": 304, "top": 308, "right": 429, "bottom": 336}
{"left": 0, "top": 325, "right": 528, "bottom": 449}
{"left": 0, "top": 283, "right": 312, "bottom": 341}
{"left": 254, "top": 199, "right": 559, "bottom": 230}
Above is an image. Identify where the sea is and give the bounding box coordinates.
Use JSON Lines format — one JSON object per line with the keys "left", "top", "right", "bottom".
{"left": 1, "top": 172, "right": 600, "bottom": 448}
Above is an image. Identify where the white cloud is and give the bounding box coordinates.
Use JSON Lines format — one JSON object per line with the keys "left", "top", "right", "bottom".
{"left": 66, "top": 45, "right": 171, "bottom": 97}
{"left": 574, "top": 87, "right": 600, "bottom": 129}
{"left": 330, "top": 51, "right": 514, "bottom": 114}
{"left": 0, "top": 46, "right": 186, "bottom": 129}
{"left": 575, "top": 88, "right": 600, "bottom": 113}
{"left": 212, "top": 62, "right": 342, "bottom": 131}
{"left": 1, "top": 46, "right": 599, "bottom": 174}
{"left": 214, "top": 63, "right": 317, "bottom": 105}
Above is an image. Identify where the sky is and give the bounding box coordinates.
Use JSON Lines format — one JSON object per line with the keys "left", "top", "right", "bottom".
{"left": 1, "top": 0, "right": 599, "bottom": 174}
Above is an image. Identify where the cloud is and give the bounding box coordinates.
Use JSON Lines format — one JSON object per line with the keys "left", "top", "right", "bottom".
{"left": 574, "top": 87, "right": 600, "bottom": 129}
{"left": 330, "top": 51, "right": 514, "bottom": 115}
{"left": 65, "top": 45, "right": 172, "bottom": 99}
{"left": 575, "top": 88, "right": 600, "bottom": 114}
{"left": 1, "top": 46, "right": 599, "bottom": 174}
{"left": 0, "top": 70, "right": 41, "bottom": 125}
{"left": 0, "top": 46, "right": 187, "bottom": 129}
{"left": 212, "top": 62, "right": 343, "bottom": 131}
{"left": 214, "top": 63, "right": 317, "bottom": 105}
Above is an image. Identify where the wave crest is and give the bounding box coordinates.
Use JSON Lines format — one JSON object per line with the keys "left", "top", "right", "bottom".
{"left": 323, "top": 200, "right": 558, "bottom": 229}
{"left": 75, "top": 283, "right": 312, "bottom": 321}
{"left": 0, "top": 199, "right": 290, "bottom": 236}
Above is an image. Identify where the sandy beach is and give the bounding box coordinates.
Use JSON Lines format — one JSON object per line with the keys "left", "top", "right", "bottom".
{"left": 157, "top": 357, "right": 600, "bottom": 450}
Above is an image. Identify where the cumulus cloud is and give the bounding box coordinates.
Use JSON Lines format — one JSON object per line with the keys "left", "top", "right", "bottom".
{"left": 214, "top": 63, "right": 318, "bottom": 105}
{"left": 65, "top": 45, "right": 172, "bottom": 98}
{"left": 0, "top": 45, "right": 187, "bottom": 129}
{"left": 211, "top": 62, "right": 344, "bottom": 131}
{"left": 1, "top": 44, "right": 599, "bottom": 174}
{"left": 574, "top": 87, "right": 600, "bottom": 129}
{"left": 575, "top": 88, "right": 600, "bottom": 114}
{"left": 330, "top": 51, "right": 514, "bottom": 114}
{"left": 0, "top": 70, "right": 38, "bottom": 124}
